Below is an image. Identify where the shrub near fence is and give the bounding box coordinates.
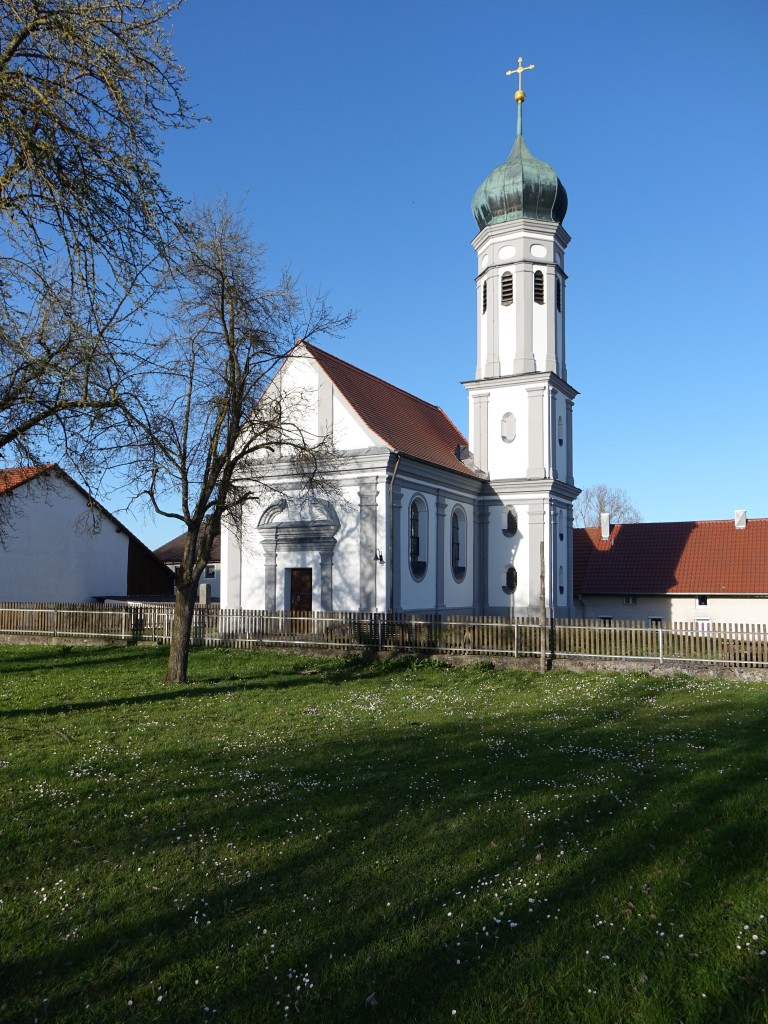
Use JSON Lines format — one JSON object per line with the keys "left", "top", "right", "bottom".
{"left": 1, "top": 603, "right": 767, "bottom": 669}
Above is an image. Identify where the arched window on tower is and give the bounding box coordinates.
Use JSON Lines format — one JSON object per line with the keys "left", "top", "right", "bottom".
{"left": 503, "top": 565, "right": 518, "bottom": 594}
{"left": 482, "top": 280, "right": 487, "bottom": 314}
{"left": 501, "top": 272, "right": 514, "bottom": 305}
{"left": 502, "top": 507, "right": 518, "bottom": 537}
{"left": 534, "top": 270, "right": 544, "bottom": 305}
{"left": 556, "top": 277, "right": 562, "bottom": 312}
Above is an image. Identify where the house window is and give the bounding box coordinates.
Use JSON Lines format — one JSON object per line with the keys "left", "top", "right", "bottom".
{"left": 623, "top": 596, "right": 637, "bottom": 605}
{"left": 697, "top": 596, "right": 708, "bottom": 606}
{"left": 501, "top": 271, "right": 513, "bottom": 305}
{"left": 451, "top": 507, "right": 466, "bottom": 582}
{"left": 204, "top": 565, "right": 216, "bottom": 579}
{"left": 409, "top": 496, "right": 427, "bottom": 580}
{"left": 503, "top": 565, "right": 518, "bottom": 594}
{"left": 556, "top": 277, "right": 562, "bottom": 312}
{"left": 648, "top": 617, "right": 663, "bottom": 629}
{"left": 534, "top": 270, "right": 544, "bottom": 304}
{"left": 599, "top": 616, "right": 613, "bottom": 625}
{"left": 502, "top": 507, "right": 518, "bottom": 537}
{"left": 696, "top": 618, "right": 711, "bottom": 633}
{"left": 482, "top": 280, "right": 487, "bottom": 314}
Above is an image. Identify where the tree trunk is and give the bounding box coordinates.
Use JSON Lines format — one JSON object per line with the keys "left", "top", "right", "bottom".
{"left": 164, "top": 580, "right": 198, "bottom": 684}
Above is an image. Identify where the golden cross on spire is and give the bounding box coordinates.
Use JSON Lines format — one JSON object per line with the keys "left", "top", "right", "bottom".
{"left": 505, "top": 56, "right": 534, "bottom": 102}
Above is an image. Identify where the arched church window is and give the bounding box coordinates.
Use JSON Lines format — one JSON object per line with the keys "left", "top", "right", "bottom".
{"left": 559, "top": 565, "right": 565, "bottom": 595}
{"left": 558, "top": 415, "right": 564, "bottom": 447}
{"left": 534, "top": 270, "right": 544, "bottom": 305}
{"left": 501, "top": 272, "right": 514, "bottom": 305}
{"left": 502, "top": 507, "right": 518, "bottom": 537}
{"left": 409, "top": 496, "right": 428, "bottom": 580}
{"left": 482, "top": 280, "right": 487, "bottom": 314}
{"left": 451, "top": 507, "right": 467, "bottom": 582}
{"left": 556, "top": 277, "right": 562, "bottom": 312}
{"left": 504, "top": 565, "right": 518, "bottom": 593}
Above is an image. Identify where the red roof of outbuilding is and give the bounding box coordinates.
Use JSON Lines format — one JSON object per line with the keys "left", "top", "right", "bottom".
{"left": 301, "top": 343, "right": 478, "bottom": 478}
{"left": 573, "top": 520, "right": 768, "bottom": 596}
{"left": 0, "top": 464, "right": 54, "bottom": 494}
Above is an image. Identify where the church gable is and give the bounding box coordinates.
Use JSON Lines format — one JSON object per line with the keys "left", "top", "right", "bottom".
{"left": 304, "top": 342, "right": 477, "bottom": 478}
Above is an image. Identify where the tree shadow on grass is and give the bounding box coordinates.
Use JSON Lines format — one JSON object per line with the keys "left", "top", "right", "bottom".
{"left": 0, "top": 647, "right": 416, "bottom": 719}
{"left": 3, "top": 678, "right": 768, "bottom": 1023}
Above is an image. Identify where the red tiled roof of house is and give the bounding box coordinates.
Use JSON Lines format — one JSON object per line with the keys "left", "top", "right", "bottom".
{"left": 300, "top": 343, "right": 478, "bottom": 478}
{"left": 573, "top": 519, "right": 768, "bottom": 595}
{"left": 0, "top": 464, "right": 53, "bottom": 495}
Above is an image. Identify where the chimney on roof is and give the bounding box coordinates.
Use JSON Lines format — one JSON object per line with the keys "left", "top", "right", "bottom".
{"left": 735, "top": 509, "right": 747, "bottom": 530}
{"left": 600, "top": 512, "right": 610, "bottom": 541}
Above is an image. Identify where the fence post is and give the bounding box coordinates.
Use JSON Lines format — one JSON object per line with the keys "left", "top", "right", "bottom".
{"left": 658, "top": 627, "right": 664, "bottom": 664}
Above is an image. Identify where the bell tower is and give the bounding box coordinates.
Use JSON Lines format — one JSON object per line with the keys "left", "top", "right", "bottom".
{"left": 465, "top": 59, "right": 579, "bottom": 617}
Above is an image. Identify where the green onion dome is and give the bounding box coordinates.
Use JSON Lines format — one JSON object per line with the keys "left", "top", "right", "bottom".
{"left": 472, "top": 134, "right": 567, "bottom": 230}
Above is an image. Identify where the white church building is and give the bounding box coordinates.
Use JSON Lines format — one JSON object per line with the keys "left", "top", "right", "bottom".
{"left": 221, "top": 77, "right": 579, "bottom": 618}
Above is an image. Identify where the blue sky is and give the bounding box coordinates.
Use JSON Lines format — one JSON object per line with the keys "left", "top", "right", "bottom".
{"left": 135, "top": 0, "right": 767, "bottom": 548}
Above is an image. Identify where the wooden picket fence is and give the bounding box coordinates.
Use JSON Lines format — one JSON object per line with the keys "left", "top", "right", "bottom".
{"left": 0, "top": 602, "right": 767, "bottom": 669}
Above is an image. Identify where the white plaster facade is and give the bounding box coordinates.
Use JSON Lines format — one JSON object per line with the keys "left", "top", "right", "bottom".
{"left": 576, "top": 594, "right": 768, "bottom": 628}
{"left": 1, "top": 470, "right": 141, "bottom": 602}
{"left": 221, "top": 358, "right": 487, "bottom": 615}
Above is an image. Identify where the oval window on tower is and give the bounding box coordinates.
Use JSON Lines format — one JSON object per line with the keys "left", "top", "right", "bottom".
{"left": 501, "top": 412, "right": 516, "bottom": 443}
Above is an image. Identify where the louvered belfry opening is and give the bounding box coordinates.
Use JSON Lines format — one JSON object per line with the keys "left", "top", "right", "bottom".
{"left": 501, "top": 271, "right": 513, "bottom": 305}
{"left": 533, "top": 269, "right": 544, "bottom": 304}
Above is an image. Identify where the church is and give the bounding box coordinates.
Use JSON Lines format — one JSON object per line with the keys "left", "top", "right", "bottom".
{"left": 220, "top": 64, "right": 579, "bottom": 619}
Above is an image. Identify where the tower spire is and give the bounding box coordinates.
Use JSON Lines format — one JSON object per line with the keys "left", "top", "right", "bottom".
{"left": 505, "top": 56, "right": 534, "bottom": 136}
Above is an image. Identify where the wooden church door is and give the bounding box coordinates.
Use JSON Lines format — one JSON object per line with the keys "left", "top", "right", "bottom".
{"left": 289, "top": 568, "right": 312, "bottom": 613}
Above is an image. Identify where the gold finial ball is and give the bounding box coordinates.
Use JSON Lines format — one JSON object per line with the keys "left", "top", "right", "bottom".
{"left": 515, "top": 89, "right": 526, "bottom": 103}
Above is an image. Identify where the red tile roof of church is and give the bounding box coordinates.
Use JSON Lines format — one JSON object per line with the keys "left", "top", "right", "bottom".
{"left": 301, "top": 343, "right": 478, "bottom": 478}
{"left": 573, "top": 519, "right": 768, "bottom": 595}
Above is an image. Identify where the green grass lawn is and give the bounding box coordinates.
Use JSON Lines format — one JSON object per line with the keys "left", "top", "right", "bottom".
{"left": 1, "top": 645, "right": 768, "bottom": 1023}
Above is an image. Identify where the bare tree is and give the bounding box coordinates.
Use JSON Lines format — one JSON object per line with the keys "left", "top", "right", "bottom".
{"left": 573, "top": 483, "right": 643, "bottom": 529}
{"left": 0, "top": 0, "right": 197, "bottom": 468}
{"left": 117, "top": 199, "right": 354, "bottom": 685}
